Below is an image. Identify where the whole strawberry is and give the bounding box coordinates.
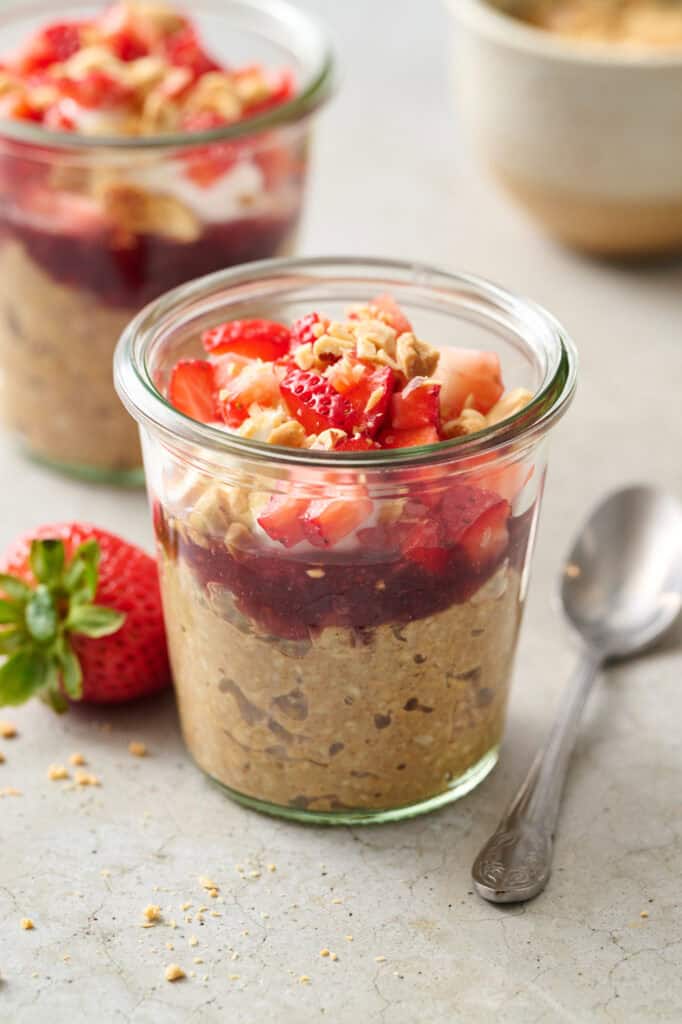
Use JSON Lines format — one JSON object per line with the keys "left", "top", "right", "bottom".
{"left": 0, "top": 523, "right": 170, "bottom": 709}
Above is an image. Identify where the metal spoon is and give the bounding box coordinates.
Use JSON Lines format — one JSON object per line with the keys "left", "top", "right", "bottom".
{"left": 472, "top": 485, "right": 682, "bottom": 904}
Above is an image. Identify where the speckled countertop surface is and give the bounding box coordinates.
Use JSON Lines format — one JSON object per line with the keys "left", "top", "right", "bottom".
{"left": 1, "top": 2, "right": 681, "bottom": 1021}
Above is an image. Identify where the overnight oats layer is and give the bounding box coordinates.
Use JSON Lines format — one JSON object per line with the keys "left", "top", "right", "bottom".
{"left": 0, "top": 0, "right": 331, "bottom": 481}
{"left": 115, "top": 259, "right": 577, "bottom": 823}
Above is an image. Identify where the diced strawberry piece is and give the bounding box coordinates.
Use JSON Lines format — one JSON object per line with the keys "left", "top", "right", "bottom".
{"left": 302, "top": 496, "right": 373, "bottom": 549}
{"left": 180, "top": 113, "right": 247, "bottom": 186}
{"left": 377, "top": 425, "right": 440, "bottom": 449}
{"left": 168, "top": 359, "right": 217, "bottom": 423}
{"left": 18, "top": 22, "right": 83, "bottom": 74}
{"left": 243, "top": 68, "right": 295, "bottom": 115}
{"left": 281, "top": 369, "right": 353, "bottom": 436}
{"left": 254, "top": 140, "right": 296, "bottom": 189}
{"left": 6, "top": 95, "right": 43, "bottom": 122}
{"left": 400, "top": 518, "right": 449, "bottom": 574}
{"left": 326, "top": 357, "right": 395, "bottom": 438}
{"left": 371, "top": 293, "right": 412, "bottom": 335}
{"left": 441, "top": 483, "right": 510, "bottom": 572}
{"left": 109, "top": 29, "right": 150, "bottom": 61}
{"left": 437, "top": 347, "right": 504, "bottom": 419}
{"left": 213, "top": 355, "right": 280, "bottom": 428}
{"left": 58, "top": 70, "right": 131, "bottom": 109}
{"left": 43, "top": 101, "right": 76, "bottom": 131}
{"left": 390, "top": 376, "right": 441, "bottom": 431}
{"left": 202, "top": 319, "right": 291, "bottom": 361}
{"left": 334, "top": 436, "right": 380, "bottom": 452}
{"left": 21, "top": 188, "right": 106, "bottom": 236}
{"left": 165, "top": 25, "right": 219, "bottom": 79}
{"left": 291, "top": 312, "right": 323, "bottom": 348}
{"left": 258, "top": 496, "right": 309, "bottom": 548}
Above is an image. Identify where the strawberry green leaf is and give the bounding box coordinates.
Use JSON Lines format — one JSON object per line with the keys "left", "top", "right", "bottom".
{"left": 0, "top": 574, "right": 31, "bottom": 602}
{"left": 0, "top": 649, "right": 48, "bottom": 706}
{"left": 59, "top": 644, "right": 82, "bottom": 699}
{"left": 25, "top": 586, "right": 58, "bottom": 643}
{"left": 40, "top": 685, "right": 69, "bottom": 714}
{"left": 66, "top": 604, "right": 125, "bottom": 639}
{"left": 0, "top": 599, "right": 23, "bottom": 625}
{"left": 63, "top": 540, "right": 100, "bottom": 602}
{"left": 30, "top": 539, "right": 65, "bottom": 586}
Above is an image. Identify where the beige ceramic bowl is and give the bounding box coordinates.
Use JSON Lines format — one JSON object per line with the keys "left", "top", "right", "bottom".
{"left": 448, "top": 0, "right": 682, "bottom": 255}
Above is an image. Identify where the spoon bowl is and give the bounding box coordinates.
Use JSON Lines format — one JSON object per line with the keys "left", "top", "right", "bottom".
{"left": 562, "top": 485, "right": 682, "bottom": 658}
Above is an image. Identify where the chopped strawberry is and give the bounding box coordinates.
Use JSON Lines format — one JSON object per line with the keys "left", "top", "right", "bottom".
{"left": 21, "top": 188, "right": 106, "bottom": 236}
{"left": 281, "top": 369, "right": 353, "bottom": 436}
{"left": 18, "top": 22, "right": 83, "bottom": 74}
{"left": 437, "top": 347, "right": 504, "bottom": 419}
{"left": 43, "top": 101, "right": 76, "bottom": 131}
{"left": 326, "top": 358, "right": 395, "bottom": 438}
{"left": 258, "top": 496, "right": 309, "bottom": 548}
{"left": 213, "top": 357, "right": 281, "bottom": 427}
{"left": 164, "top": 25, "right": 219, "bottom": 79}
{"left": 0, "top": 523, "right": 169, "bottom": 707}
{"left": 58, "top": 70, "right": 131, "bottom": 109}
{"left": 291, "top": 312, "right": 323, "bottom": 348}
{"left": 109, "top": 29, "right": 150, "bottom": 61}
{"left": 334, "top": 436, "right": 380, "bottom": 452}
{"left": 243, "top": 68, "right": 295, "bottom": 115}
{"left": 390, "top": 377, "right": 441, "bottom": 431}
{"left": 441, "top": 483, "right": 510, "bottom": 571}
{"left": 371, "top": 293, "right": 412, "bottom": 335}
{"left": 377, "top": 425, "right": 440, "bottom": 449}
{"left": 168, "top": 359, "right": 217, "bottom": 423}
{"left": 181, "top": 112, "right": 243, "bottom": 187}
{"left": 202, "top": 319, "right": 291, "bottom": 361}
{"left": 400, "top": 518, "right": 449, "bottom": 573}
{"left": 302, "top": 496, "right": 373, "bottom": 549}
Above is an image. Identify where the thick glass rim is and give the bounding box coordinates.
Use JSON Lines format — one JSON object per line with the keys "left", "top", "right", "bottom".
{"left": 114, "top": 256, "right": 578, "bottom": 469}
{"left": 0, "top": 0, "right": 334, "bottom": 151}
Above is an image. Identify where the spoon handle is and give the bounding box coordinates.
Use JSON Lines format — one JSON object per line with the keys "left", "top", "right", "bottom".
{"left": 472, "top": 648, "right": 602, "bottom": 903}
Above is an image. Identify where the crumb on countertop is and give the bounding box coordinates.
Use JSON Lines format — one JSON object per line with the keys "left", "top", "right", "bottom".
{"left": 1, "top": 787, "right": 22, "bottom": 797}
{"left": 0, "top": 722, "right": 17, "bottom": 738}
{"left": 20, "top": 918, "right": 34, "bottom": 930}
{"left": 144, "top": 904, "right": 161, "bottom": 923}
{"left": 74, "top": 770, "right": 100, "bottom": 787}
{"left": 69, "top": 752, "right": 86, "bottom": 766}
{"left": 164, "top": 964, "right": 185, "bottom": 982}
{"left": 128, "top": 741, "right": 148, "bottom": 757}
{"left": 189, "top": 935, "right": 198, "bottom": 947}
{"left": 640, "top": 910, "right": 650, "bottom": 919}
{"left": 47, "top": 764, "right": 69, "bottom": 781}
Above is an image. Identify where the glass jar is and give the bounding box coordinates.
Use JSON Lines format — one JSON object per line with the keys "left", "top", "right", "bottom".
{"left": 0, "top": 0, "right": 332, "bottom": 483}
{"left": 115, "top": 256, "right": 577, "bottom": 824}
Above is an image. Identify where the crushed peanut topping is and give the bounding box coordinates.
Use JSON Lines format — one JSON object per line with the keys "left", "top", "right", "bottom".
{"left": 164, "top": 964, "right": 186, "bottom": 982}
{"left": 0, "top": 722, "right": 17, "bottom": 738}
{"left": 47, "top": 764, "right": 69, "bottom": 781}
{"left": 128, "top": 741, "right": 148, "bottom": 757}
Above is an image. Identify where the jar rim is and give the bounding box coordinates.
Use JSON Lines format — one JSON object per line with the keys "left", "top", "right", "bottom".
{"left": 114, "top": 255, "right": 578, "bottom": 469}
{"left": 0, "top": 0, "right": 334, "bottom": 151}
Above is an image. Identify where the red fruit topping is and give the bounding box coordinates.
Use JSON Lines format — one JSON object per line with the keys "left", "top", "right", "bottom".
{"left": 390, "top": 376, "right": 441, "bottom": 431}
{"left": 344, "top": 364, "right": 396, "bottom": 438}
{"left": 371, "top": 293, "right": 413, "bottom": 335}
{"left": 257, "top": 496, "right": 309, "bottom": 548}
{"left": 164, "top": 25, "right": 219, "bottom": 79}
{"left": 441, "top": 484, "right": 511, "bottom": 571}
{"left": 302, "top": 496, "right": 373, "bottom": 549}
{"left": 242, "top": 68, "right": 295, "bottom": 115}
{"left": 0, "top": 523, "right": 170, "bottom": 707}
{"left": 438, "top": 347, "right": 504, "bottom": 419}
{"left": 19, "top": 22, "right": 83, "bottom": 74}
{"left": 400, "top": 518, "right": 449, "bottom": 574}
{"left": 377, "top": 425, "right": 440, "bottom": 449}
{"left": 168, "top": 359, "right": 217, "bottom": 423}
{"left": 109, "top": 29, "right": 150, "bottom": 61}
{"left": 180, "top": 112, "right": 243, "bottom": 186}
{"left": 280, "top": 369, "right": 353, "bottom": 436}
{"left": 59, "top": 70, "right": 131, "bottom": 109}
{"left": 334, "top": 436, "right": 380, "bottom": 452}
{"left": 213, "top": 356, "right": 281, "bottom": 427}
{"left": 202, "top": 319, "right": 292, "bottom": 361}
{"left": 291, "top": 312, "right": 322, "bottom": 348}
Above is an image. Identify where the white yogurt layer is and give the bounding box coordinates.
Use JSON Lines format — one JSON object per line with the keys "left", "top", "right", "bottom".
{"left": 126, "top": 159, "right": 267, "bottom": 222}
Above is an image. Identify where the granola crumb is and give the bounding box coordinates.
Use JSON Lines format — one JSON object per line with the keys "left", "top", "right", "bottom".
{"left": 166, "top": 942, "right": 174, "bottom": 951}
{"left": 169, "top": 919, "right": 177, "bottom": 929}
{"left": 74, "top": 770, "right": 100, "bottom": 787}
{"left": 189, "top": 935, "right": 198, "bottom": 947}
{"left": 128, "top": 741, "right": 148, "bottom": 757}
{"left": 640, "top": 910, "right": 649, "bottom": 919}
{"left": 47, "top": 764, "right": 69, "bottom": 781}
{"left": 1, "top": 787, "right": 21, "bottom": 797}
{"left": 375, "top": 956, "right": 387, "bottom": 963}
{"left": 248, "top": 870, "right": 261, "bottom": 879}
{"left": 100, "top": 869, "right": 111, "bottom": 878}
{"left": 62, "top": 954, "right": 71, "bottom": 962}
{"left": 144, "top": 904, "right": 161, "bottom": 923}
{"left": 331, "top": 953, "right": 339, "bottom": 961}
{"left": 181, "top": 901, "right": 192, "bottom": 911}
{"left": 229, "top": 973, "right": 240, "bottom": 981}
{"left": 210, "top": 911, "right": 222, "bottom": 918}
{"left": 199, "top": 876, "right": 219, "bottom": 893}
{"left": 69, "top": 752, "right": 86, "bottom": 766}
{"left": 0, "top": 722, "right": 17, "bottom": 738}
{"left": 0, "top": 751, "right": 5, "bottom": 763}
{"left": 299, "top": 975, "right": 311, "bottom": 985}
{"left": 306, "top": 568, "right": 325, "bottom": 579}
{"left": 230, "top": 952, "right": 239, "bottom": 961}
{"left": 319, "top": 948, "right": 330, "bottom": 958}
{"left": 267, "top": 863, "right": 277, "bottom": 872}
{"left": 164, "top": 964, "right": 185, "bottom": 982}
{"left": 21, "top": 918, "right": 34, "bottom": 930}
{"left": 345, "top": 935, "right": 353, "bottom": 942}
{"left": 193, "top": 957, "right": 203, "bottom": 964}
{"left": 331, "top": 898, "right": 343, "bottom": 905}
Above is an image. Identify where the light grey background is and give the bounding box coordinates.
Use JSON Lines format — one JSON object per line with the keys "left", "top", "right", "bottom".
{"left": 1, "top": 2, "right": 681, "bottom": 1021}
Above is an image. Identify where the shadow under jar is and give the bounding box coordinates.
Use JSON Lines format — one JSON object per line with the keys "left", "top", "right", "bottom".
{"left": 0, "top": 0, "right": 332, "bottom": 484}
{"left": 115, "top": 257, "right": 577, "bottom": 824}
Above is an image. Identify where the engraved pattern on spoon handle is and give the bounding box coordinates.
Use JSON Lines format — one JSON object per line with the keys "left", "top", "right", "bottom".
{"left": 472, "top": 648, "right": 602, "bottom": 903}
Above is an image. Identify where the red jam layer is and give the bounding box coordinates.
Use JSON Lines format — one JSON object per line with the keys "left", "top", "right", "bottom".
{"left": 156, "top": 504, "right": 535, "bottom": 642}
